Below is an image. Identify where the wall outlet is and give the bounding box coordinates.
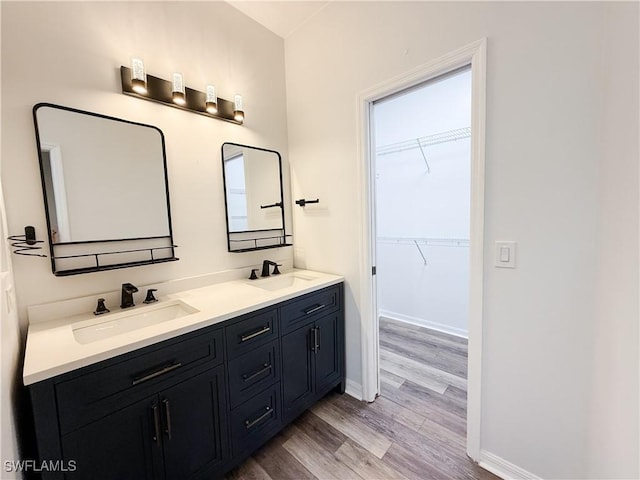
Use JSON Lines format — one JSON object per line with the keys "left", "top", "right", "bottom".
{"left": 495, "top": 241, "right": 516, "bottom": 268}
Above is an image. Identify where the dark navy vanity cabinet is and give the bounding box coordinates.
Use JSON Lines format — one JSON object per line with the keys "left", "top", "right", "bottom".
{"left": 28, "top": 283, "right": 344, "bottom": 479}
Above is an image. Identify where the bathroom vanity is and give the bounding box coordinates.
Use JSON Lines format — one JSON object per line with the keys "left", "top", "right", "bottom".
{"left": 23, "top": 271, "right": 344, "bottom": 479}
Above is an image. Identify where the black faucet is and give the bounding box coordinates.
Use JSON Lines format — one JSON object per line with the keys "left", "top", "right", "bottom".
{"left": 120, "top": 283, "right": 139, "bottom": 308}
{"left": 261, "top": 260, "right": 281, "bottom": 277}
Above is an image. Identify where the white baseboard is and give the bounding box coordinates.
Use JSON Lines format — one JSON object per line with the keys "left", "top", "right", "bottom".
{"left": 344, "top": 378, "right": 363, "bottom": 400}
{"left": 379, "top": 310, "right": 468, "bottom": 338}
{"left": 479, "top": 450, "right": 541, "bottom": 480}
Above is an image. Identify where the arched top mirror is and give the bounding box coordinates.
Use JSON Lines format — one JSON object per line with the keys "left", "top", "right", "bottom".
{"left": 34, "top": 103, "right": 178, "bottom": 275}
{"left": 221, "top": 142, "right": 291, "bottom": 252}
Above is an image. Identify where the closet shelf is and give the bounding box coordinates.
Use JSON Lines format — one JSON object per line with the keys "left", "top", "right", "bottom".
{"left": 377, "top": 236, "right": 469, "bottom": 247}
{"left": 376, "top": 127, "right": 471, "bottom": 157}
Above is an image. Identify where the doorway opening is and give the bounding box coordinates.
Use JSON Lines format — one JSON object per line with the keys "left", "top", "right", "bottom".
{"left": 356, "top": 39, "right": 486, "bottom": 461}
{"left": 371, "top": 67, "right": 475, "bottom": 473}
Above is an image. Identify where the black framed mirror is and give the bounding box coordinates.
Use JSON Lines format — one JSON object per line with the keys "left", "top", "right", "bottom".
{"left": 221, "top": 142, "right": 291, "bottom": 252}
{"left": 33, "top": 103, "right": 178, "bottom": 275}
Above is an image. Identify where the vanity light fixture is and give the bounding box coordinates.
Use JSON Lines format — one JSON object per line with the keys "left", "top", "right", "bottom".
{"left": 205, "top": 85, "right": 218, "bottom": 114}
{"left": 130, "top": 58, "right": 147, "bottom": 94}
{"left": 120, "top": 65, "right": 243, "bottom": 124}
{"left": 172, "top": 73, "right": 186, "bottom": 105}
{"left": 233, "top": 94, "right": 244, "bottom": 122}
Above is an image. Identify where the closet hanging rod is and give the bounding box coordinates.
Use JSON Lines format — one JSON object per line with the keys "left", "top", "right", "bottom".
{"left": 377, "top": 126, "right": 471, "bottom": 156}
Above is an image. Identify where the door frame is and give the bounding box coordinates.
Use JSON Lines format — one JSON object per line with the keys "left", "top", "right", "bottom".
{"left": 41, "top": 143, "right": 71, "bottom": 243}
{"left": 355, "top": 38, "right": 487, "bottom": 461}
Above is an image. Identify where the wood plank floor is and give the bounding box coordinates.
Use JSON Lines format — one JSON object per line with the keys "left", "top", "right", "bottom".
{"left": 226, "top": 317, "right": 498, "bottom": 480}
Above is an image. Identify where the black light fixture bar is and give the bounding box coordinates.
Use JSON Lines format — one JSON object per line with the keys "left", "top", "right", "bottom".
{"left": 120, "top": 66, "right": 242, "bottom": 125}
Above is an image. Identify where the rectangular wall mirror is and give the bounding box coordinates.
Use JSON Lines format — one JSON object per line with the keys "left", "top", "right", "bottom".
{"left": 34, "top": 103, "right": 178, "bottom": 275}
{"left": 221, "top": 143, "right": 291, "bottom": 252}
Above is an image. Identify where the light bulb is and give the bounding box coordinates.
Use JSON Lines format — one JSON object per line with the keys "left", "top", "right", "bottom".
{"left": 172, "top": 73, "right": 186, "bottom": 105}
{"left": 130, "top": 58, "right": 147, "bottom": 94}
{"left": 233, "top": 94, "right": 244, "bottom": 122}
{"left": 206, "top": 85, "right": 218, "bottom": 114}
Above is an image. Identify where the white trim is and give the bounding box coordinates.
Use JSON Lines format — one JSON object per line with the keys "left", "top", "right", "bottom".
{"left": 479, "top": 450, "right": 541, "bottom": 480}
{"left": 344, "top": 378, "right": 363, "bottom": 400}
{"left": 466, "top": 37, "right": 487, "bottom": 462}
{"left": 355, "top": 38, "right": 487, "bottom": 461}
{"left": 379, "top": 310, "right": 468, "bottom": 339}
{"left": 356, "top": 82, "right": 380, "bottom": 404}
{"left": 41, "top": 143, "right": 70, "bottom": 243}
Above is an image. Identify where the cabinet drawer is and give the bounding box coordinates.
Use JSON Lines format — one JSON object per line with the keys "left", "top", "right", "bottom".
{"left": 225, "top": 308, "right": 278, "bottom": 359}
{"left": 228, "top": 340, "right": 280, "bottom": 408}
{"left": 281, "top": 285, "right": 341, "bottom": 334}
{"left": 231, "top": 384, "right": 281, "bottom": 457}
{"left": 55, "top": 328, "right": 223, "bottom": 435}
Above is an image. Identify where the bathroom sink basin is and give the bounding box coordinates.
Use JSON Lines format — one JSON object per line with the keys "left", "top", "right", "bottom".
{"left": 73, "top": 300, "right": 199, "bottom": 344}
{"left": 247, "top": 273, "right": 316, "bottom": 291}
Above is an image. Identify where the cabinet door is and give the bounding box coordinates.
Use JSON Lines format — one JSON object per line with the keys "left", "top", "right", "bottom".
{"left": 160, "top": 365, "right": 228, "bottom": 480}
{"left": 60, "top": 396, "right": 162, "bottom": 480}
{"left": 281, "top": 325, "right": 314, "bottom": 422}
{"left": 314, "top": 313, "right": 342, "bottom": 394}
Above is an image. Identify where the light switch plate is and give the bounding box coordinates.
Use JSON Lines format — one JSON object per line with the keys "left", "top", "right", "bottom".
{"left": 495, "top": 241, "right": 516, "bottom": 268}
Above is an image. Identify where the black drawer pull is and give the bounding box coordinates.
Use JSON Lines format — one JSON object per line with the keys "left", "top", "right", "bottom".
{"left": 242, "top": 363, "right": 272, "bottom": 382}
{"left": 303, "top": 304, "right": 326, "bottom": 315}
{"left": 240, "top": 325, "right": 270, "bottom": 342}
{"left": 132, "top": 362, "right": 182, "bottom": 386}
{"left": 245, "top": 406, "right": 272, "bottom": 429}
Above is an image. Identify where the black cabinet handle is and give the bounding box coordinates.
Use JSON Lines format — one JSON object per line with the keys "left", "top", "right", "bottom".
{"left": 240, "top": 325, "right": 270, "bottom": 342}
{"left": 311, "top": 327, "right": 320, "bottom": 353}
{"left": 132, "top": 362, "right": 182, "bottom": 386}
{"left": 317, "top": 326, "right": 321, "bottom": 352}
{"left": 244, "top": 406, "right": 272, "bottom": 429}
{"left": 242, "top": 363, "right": 272, "bottom": 382}
{"left": 151, "top": 402, "right": 161, "bottom": 445}
{"left": 303, "top": 304, "right": 325, "bottom": 315}
{"left": 163, "top": 399, "right": 172, "bottom": 440}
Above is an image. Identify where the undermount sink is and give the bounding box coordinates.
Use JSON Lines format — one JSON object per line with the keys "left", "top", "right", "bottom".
{"left": 247, "top": 273, "right": 316, "bottom": 291}
{"left": 73, "top": 300, "right": 199, "bottom": 344}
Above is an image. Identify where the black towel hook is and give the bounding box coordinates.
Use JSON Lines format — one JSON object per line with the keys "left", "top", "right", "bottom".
{"left": 295, "top": 198, "right": 319, "bottom": 207}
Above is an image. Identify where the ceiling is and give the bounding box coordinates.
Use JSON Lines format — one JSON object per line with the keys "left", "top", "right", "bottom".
{"left": 226, "top": 1, "right": 331, "bottom": 38}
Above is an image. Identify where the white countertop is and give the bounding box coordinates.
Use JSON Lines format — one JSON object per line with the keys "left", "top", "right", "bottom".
{"left": 23, "top": 269, "right": 343, "bottom": 386}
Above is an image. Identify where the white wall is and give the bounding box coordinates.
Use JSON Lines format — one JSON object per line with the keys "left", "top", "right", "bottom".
{"left": 377, "top": 243, "right": 470, "bottom": 336}
{"left": 589, "top": 4, "right": 639, "bottom": 477}
{"left": 285, "top": 2, "right": 638, "bottom": 478}
{"left": 1, "top": 1, "right": 292, "bottom": 322}
{"left": 1, "top": 185, "right": 21, "bottom": 478}
{"left": 0, "top": 5, "right": 22, "bottom": 475}
{"left": 1, "top": 0, "right": 291, "bottom": 467}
